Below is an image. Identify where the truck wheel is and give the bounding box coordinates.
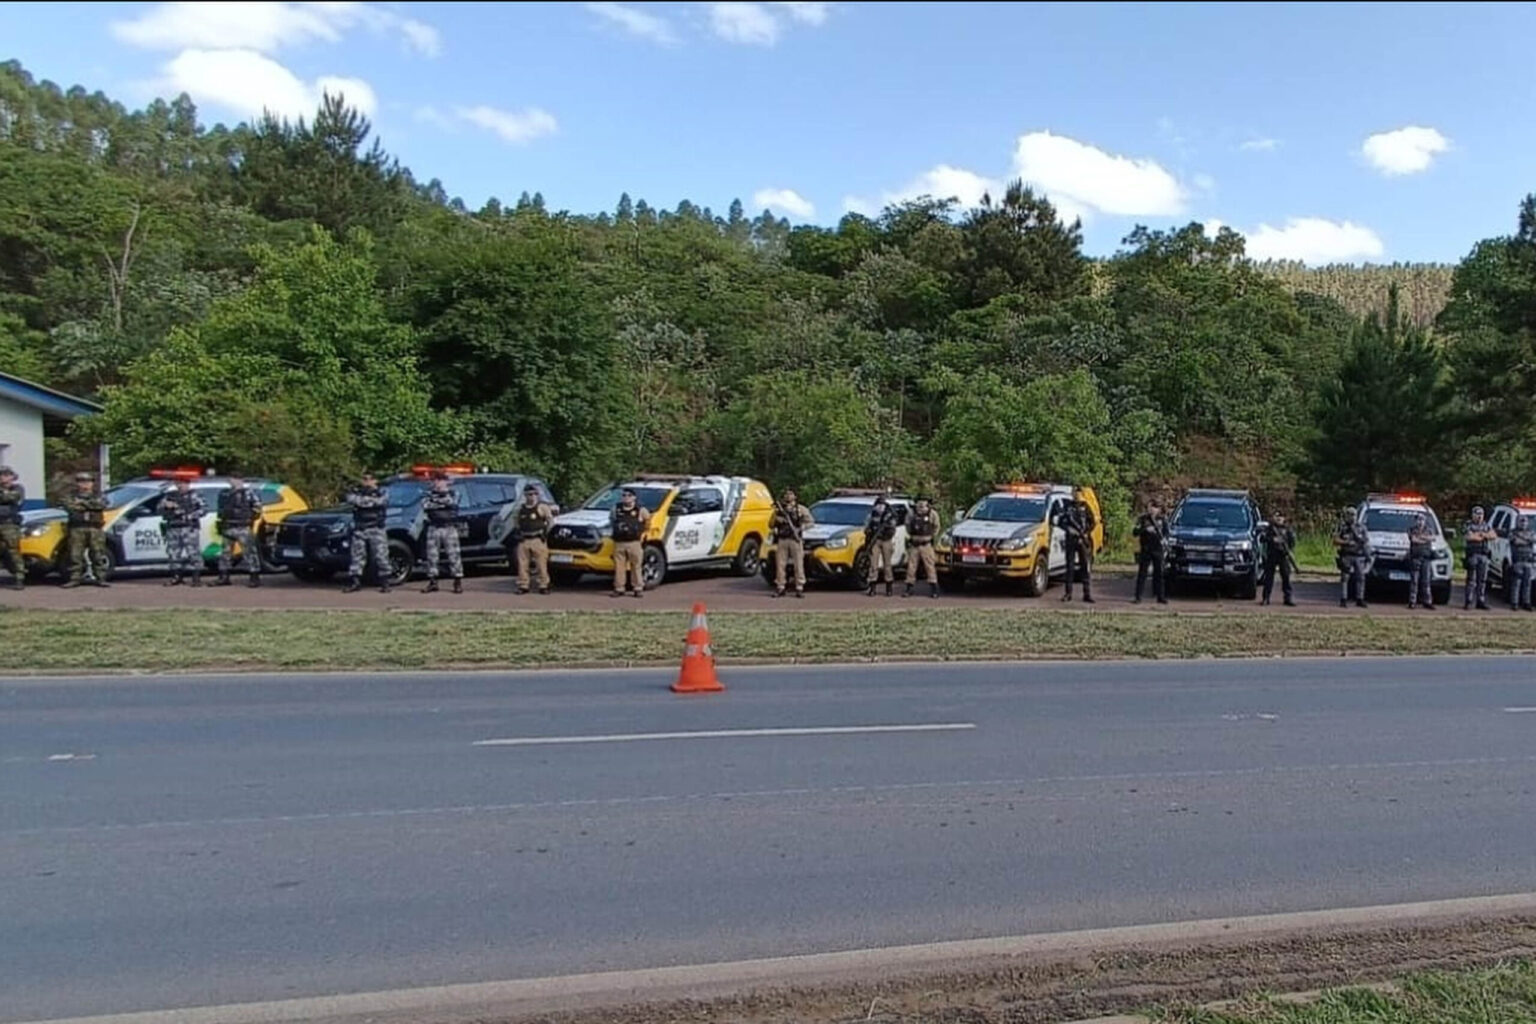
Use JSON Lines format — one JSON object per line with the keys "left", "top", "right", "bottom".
{"left": 1432, "top": 582, "right": 1451, "bottom": 606}
{"left": 938, "top": 570, "right": 960, "bottom": 593}
{"left": 642, "top": 544, "right": 668, "bottom": 588}
{"left": 551, "top": 568, "right": 584, "bottom": 588}
{"left": 256, "top": 532, "right": 287, "bottom": 574}
{"left": 732, "top": 536, "right": 762, "bottom": 577}
{"left": 1237, "top": 569, "right": 1257, "bottom": 601}
{"left": 1023, "top": 556, "right": 1049, "bottom": 597}
{"left": 851, "top": 548, "right": 871, "bottom": 590}
{"left": 760, "top": 554, "right": 776, "bottom": 587}
{"left": 386, "top": 539, "right": 416, "bottom": 586}
{"left": 292, "top": 567, "right": 334, "bottom": 584}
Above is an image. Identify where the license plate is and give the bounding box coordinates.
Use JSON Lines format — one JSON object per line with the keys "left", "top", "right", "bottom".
{"left": 1388, "top": 571, "right": 1410, "bottom": 581}
{"left": 550, "top": 553, "right": 574, "bottom": 564}
{"left": 1189, "top": 564, "right": 1214, "bottom": 575}
{"left": 279, "top": 547, "right": 302, "bottom": 560}
{"left": 962, "top": 554, "right": 987, "bottom": 564}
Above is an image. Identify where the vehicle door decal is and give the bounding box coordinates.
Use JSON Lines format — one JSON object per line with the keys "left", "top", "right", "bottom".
{"left": 710, "top": 480, "right": 745, "bottom": 555}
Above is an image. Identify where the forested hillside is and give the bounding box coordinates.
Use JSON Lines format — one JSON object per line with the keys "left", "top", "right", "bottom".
{"left": 1257, "top": 261, "right": 1454, "bottom": 326}
{"left": 2, "top": 61, "right": 1533, "bottom": 531}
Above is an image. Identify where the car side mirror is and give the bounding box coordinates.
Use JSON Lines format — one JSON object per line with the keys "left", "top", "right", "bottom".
{"left": 668, "top": 503, "right": 689, "bottom": 517}
{"left": 954, "top": 509, "right": 967, "bottom": 522}
{"left": 1257, "top": 520, "right": 1269, "bottom": 532}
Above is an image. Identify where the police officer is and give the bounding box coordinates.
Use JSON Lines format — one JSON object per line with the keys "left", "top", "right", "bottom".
{"left": 61, "top": 471, "right": 109, "bottom": 588}
{"left": 514, "top": 484, "right": 556, "bottom": 596}
{"left": 609, "top": 487, "right": 650, "bottom": 598}
{"left": 215, "top": 473, "right": 263, "bottom": 587}
{"left": 1055, "top": 495, "right": 1095, "bottom": 603}
{"left": 903, "top": 497, "right": 941, "bottom": 599}
{"left": 1332, "top": 506, "right": 1370, "bottom": 608}
{"left": 1509, "top": 515, "right": 1535, "bottom": 612}
{"left": 1132, "top": 501, "right": 1167, "bottom": 605}
{"left": 421, "top": 471, "right": 462, "bottom": 594}
{"left": 343, "top": 472, "right": 391, "bottom": 594}
{"left": 1259, "top": 511, "right": 1297, "bottom": 607}
{"left": 1407, "top": 513, "right": 1437, "bottom": 611}
{"left": 1462, "top": 505, "right": 1495, "bottom": 611}
{"left": 864, "top": 496, "right": 900, "bottom": 597}
{"left": 770, "top": 488, "right": 815, "bottom": 599}
{"left": 0, "top": 466, "right": 25, "bottom": 590}
{"left": 160, "top": 476, "right": 207, "bottom": 587}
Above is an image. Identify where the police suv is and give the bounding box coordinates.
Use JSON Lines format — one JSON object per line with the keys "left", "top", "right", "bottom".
{"left": 1354, "top": 492, "right": 1454, "bottom": 605}
{"left": 1489, "top": 497, "right": 1536, "bottom": 600}
{"left": 1165, "top": 488, "right": 1264, "bottom": 599}
{"left": 935, "top": 483, "right": 1103, "bottom": 596}
{"left": 759, "top": 489, "right": 914, "bottom": 588}
{"left": 272, "top": 465, "right": 555, "bottom": 586}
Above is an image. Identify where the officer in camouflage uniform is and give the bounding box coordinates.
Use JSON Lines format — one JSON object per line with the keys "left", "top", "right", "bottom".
{"left": 215, "top": 473, "right": 263, "bottom": 587}
{"left": 863, "top": 496, "right": 900, "bottom": 597}
{"left": 61, "top": 472, "right": 110, "bottom": 588}
{"left": 1332, "top": 506, "right": 1370, "bottom": 609}
{"left": 1407, "top": 513, "right": 1437, "bottom": 611}
{"left": 160, "top": 476, "right": 207, "bottom": 587}
{"left": 421, "top": 472, "right": 462, "bottom": 594}
{"left": 770, "top": 488, "right": 815, "bottom": 599}
{"left": 903, "top": 497, "right": 941, "bottom": 599}
{"left": 1509, "top": 515, "right": 1535, "bottom": 612}
{"left": 344, "top": 472, "right": 391, "bottom": 594}
{"left": 1462, "top": 506, "right": 1495, "bottom": 611}
{"left": 514, "top": 484, "right": 556, "bottom": 595}
{"left": 0, "top": 466, "right": 25, "bottom": 590}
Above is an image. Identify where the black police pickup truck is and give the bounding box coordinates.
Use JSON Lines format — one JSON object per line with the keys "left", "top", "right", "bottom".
{"left": 271, "top": 467, "right": 556, "bottom": 585}
{"left": 1165, "top": 488, "right": 1265, "bottom": 599}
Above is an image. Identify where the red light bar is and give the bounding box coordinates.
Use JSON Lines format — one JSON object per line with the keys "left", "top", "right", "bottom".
{"left": 149, "top": 467, "right": 205, "bottom": 481}
{"left": 411, "top": 463, "right": 478, "bottom": 477}
{"left": 1390, "top": 493, "right": 1427, "bottom": 503}
{"left": 1513, "top": 498, "right": 1536, "bottom": 509}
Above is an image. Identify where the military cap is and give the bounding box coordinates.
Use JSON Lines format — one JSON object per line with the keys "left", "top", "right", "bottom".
{"left": 1473, "top": 505, "right": 1485, "bottom": 515}
{"left": 0, "top": 465, "right": 14, "bottom": 476}
{"left": 524, "top": 483, "right": 538, "bottom": 493}
{"left": 74, "top": 471, "right": 93, "bottom": 482}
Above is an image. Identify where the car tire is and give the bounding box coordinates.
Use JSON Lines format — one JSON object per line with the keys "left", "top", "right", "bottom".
{"left": 850, "top": 548, "right": 871, "bottom": 590}
{"left": 256, "top": 532, "right": 288, "bottom": 574}
{"left": 1502, "top": 560, "right": 1513, "bottom": 600}
{"left": 1237, "top": 570, "right": 1257, "bottom": 601}
{"left": 760, "top": 554, "right": 776, "bottom": 588}
{"left": 551, "top": 568, "right": 584, "bottom": 588}
{"left": 1023, "top": 555, "right": 1049, "bottom": 597}
{"left": 642, "top": 544, "right": 667, "bottom": 589}
{"left": 292, "top": 567, "right": 334, "bottom": 583}
{"left": 1432, "top": 582, "right": 1451, "bottom": 606}
{"left": 937, "top": 570, "right": 960, "bottom": 593}
{"left": 386, "top": 539, "right": 416, "bottom": 586}
{"left": 732, "top": 536, "right": 762, "bottom": 577}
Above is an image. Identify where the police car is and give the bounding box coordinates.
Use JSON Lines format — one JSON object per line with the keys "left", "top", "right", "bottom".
{"left": 1489, "top": 497, "right": 1536, "bottom": 600}
{"left": 759, "top": 489, "right": 914, "bottom": 588}
{"left": 272, "top": 465, "right": 555, "bottom": 586}
{"left": 545, "top": 474, "right": 774, "bottom": 588}
{"left": 935, "top": 483, "right": 1103, "bottom": 596}
{"left": 1354, "top": 492, "right": 1454, "bottom": 605}
{"left": 20, "top": 469, "right": 308, "bottom": 579}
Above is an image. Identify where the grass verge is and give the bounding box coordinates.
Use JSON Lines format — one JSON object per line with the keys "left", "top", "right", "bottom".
{"left": 3, "top": 606, "right": 1535, "bottom": 672}
{"left": 1156, "top": 962, "right": 1536, "bottom": 1023}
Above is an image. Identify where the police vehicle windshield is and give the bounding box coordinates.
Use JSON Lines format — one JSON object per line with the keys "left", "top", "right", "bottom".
{"left": 1172, "top": 500, "right": 1251, "bottom": 531}
{"left": 810, "top": 502, "right": 880, "bottom": 526}
{"left": 583, "top": 485, "right": 670, "bottom": 513}
{"left": 106, "top": 484, "right": 160, "bottom": 509}
{"left": 1364, "top": 507, "right": 1442, "bottom": 535}
{"left": 968, "top": 495, "right": 1048, "bottom": 523}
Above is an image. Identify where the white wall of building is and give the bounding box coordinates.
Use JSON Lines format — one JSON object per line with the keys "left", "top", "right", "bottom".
{"left": 0, "top": 395, "right": 46, "bottom": 502}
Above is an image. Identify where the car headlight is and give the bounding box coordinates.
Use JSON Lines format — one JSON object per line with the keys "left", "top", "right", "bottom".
{"left": 999, "top": 537, "right": 1028, "bottom": 551}
{"left": 22, "top": 523, "right": 50, "bottom": 538}
{"left": 938, "top": 529, "right": 953, "bottom": 547}
{"left": 328, "top": 521, "right": 349, "bottom": 536}
{"left": 824, "top": 536, "right": 849, "bottom": 550}
{"left": 1433, "top": 544, "right": 1450, "bottom": 558}
{"left": 1228, "top": 540, "right": 1252, "bottom": 552}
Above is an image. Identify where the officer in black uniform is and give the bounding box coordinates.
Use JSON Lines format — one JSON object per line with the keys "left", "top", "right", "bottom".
{"left": 1258, "top": 511, "right": 1297, "bottom": 607}
{"left": 1132, "top": 501, "right": 1167, "bottom": 605}
{"left": 1055, "top": 495, "right": 1095, "bottom": 604}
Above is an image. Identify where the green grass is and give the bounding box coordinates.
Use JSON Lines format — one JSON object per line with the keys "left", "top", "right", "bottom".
{"left": 1156, "top": 962, "right": 1536, "bottom": 1023}
{"left": 3, "top": 605, "right": 1536, "bottom": 672}
{"left": 1292, "top": 529, "right": 1339, "bottom": 572}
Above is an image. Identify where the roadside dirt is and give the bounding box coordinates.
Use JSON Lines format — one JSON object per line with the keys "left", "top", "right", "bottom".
{"left": 503, "top": 917, "right": 1536, "bottom": 1024}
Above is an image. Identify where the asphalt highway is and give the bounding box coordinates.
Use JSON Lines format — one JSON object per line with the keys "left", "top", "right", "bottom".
{"left": 5, "top": 658, "right": 1536, "bottom": 1020}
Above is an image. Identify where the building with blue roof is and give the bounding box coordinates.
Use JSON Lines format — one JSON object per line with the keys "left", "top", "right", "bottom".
{"left": 0, "top": 371, "right": 104, "bottom": 508}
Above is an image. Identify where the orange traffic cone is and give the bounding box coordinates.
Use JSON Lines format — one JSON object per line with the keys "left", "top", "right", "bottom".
{"left": 671, "top": 602, "right": 724, "bottom": 694}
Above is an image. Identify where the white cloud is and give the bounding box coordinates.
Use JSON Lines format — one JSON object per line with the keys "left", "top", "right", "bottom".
{"left": 1243, "top": 217, "right": 1384, "bottom": 264}
{"left": 1361, "top": 125, "right": 1450, "bottom": 176}
{"left": 157, "top": 48, "right": 376, "bottom": 121}
{"left": 842, "top": 164, "right": 1003, "bottom": 218}
{"left": 1240, "top": 137, "right": 1280, "bottom": 152}
{"left": 112, "top": 2, "right": 441, "bottom": 57}
{"left": 753, "top": 187, "right": 814, "bottom": 218}
{"left": 413, "top": 104, "right": 455, "bottom": 131}
{"left": 709, "top": 2, "right": 780, "bottom": 44}
{"left": 585, "top": 2, "right": 677, "bottom": 44}
{"left": 773, "top": 2, "right": 830, "bottom": 24}
{"left": 1203, "top": 219, "right": 1226, "bottom": 237}
{"left": 456, "top": 104, "right": 559, "bottom": 145}
{"left": 1012, "top": 131, "right": 1186, "bottom": 219}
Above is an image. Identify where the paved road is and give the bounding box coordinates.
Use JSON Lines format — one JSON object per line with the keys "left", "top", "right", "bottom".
{"left": 0, "top": 564, "right": 1518, "bottom": 615}
{"left": 5, "top": 658, "right": 1536, "bottom": 1021}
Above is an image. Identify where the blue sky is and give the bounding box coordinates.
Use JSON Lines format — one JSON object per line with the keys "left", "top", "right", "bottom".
{"left": 8, "top": 2, "right": 1535, "bottom": 263}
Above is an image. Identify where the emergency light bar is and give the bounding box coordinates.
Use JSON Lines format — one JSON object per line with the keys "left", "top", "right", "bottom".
{"left": 1513, "top": 498, "right": 1536, "bottom": 510}
{"left": 411, "top": 463, "right": 479, "bottom": 477}
{"left": 149, "top": 467, "right": 207, "bottom": 481}
{"left": 997, "top": 482, "right": 1047, "bottom": 493}
{"left": 1367, "top": 492, "right": 1428, "bottom": 504}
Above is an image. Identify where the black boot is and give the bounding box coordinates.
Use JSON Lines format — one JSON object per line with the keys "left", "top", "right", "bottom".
{"left": 1355, "top": 599, "right": 1368, "bottom": 609}
{"left": 1061, "top": 591, "right": 1072, "bottom": 602}
{"left": 10, "top": 577, "right": 22, "bottom": 591}
{"left": 903, "top": 583, "right": 913, "bottom": 598}
{"left": 454, "top": 579, "right": 464, "bottom": 594}
{"left": 61, "top": 579, "right": 81, "bottom": 589}
{"left": 247, "top": 574, "right": 260, "bottom": 588}
{"left": 772, "top": 589, "right": 784, "bottom": 599}
{"left": 215, "top": 572, "right": 231, "bottom": 587}
{"left": 343, "top": 577, "right": 361, "bottom": 593}
{"left": 1082, "top": 588, "right": 1095, "bottom": 604}
{"left": 379, "top": 581, "right": 391, "bottom": 594}
{"left": 865, "top": 583, "right": 876, "bottom": 597}
{"left": 423, "top": 578, "right": 439, "bottom": 593}
{"left": 90, "top": 576, "right": 109, "bottom": 588}
{"left": 929, "top": 582, "right": 939, "bottom": 599}
{"left": 885, "top": 582, "right": 893, "bottom": 597}
{"left": 165, "top": 575, "right": 183, "bottom": 587}
{"left": 191, "top": 575, "right": 202, "bottom": 588}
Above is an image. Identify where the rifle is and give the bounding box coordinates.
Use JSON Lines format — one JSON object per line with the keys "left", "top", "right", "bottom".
{"left": 771, "top": 500, "right": 804, "bottom": 543}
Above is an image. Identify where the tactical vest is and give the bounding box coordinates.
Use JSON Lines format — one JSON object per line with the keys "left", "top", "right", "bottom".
{"left": 1336, "top": 524, "right": 1365, "bottom": 556}
{"left": 424, "top": 492, "right": 457, "bottom": 527}
{"left": 1136, "top": 515, "right": 1164, "bottom": 551}
{"left": 1409, "top": 531, "right": 1434, "bottom": 559}
{"left": 1512, "top": 531, "right": 1536, "bottom": 563}
{"left": 1464, "top": 525, "right": 1491, "bottom": 557}
{"left": 774, "top": 507, "right": 802, "bottom": 541}
{"left": 0, "top": 484, "right": 22, "bottom": 525}
{"left": 220, "top": 487, "right": 260, "bottom": 529}
{"left": 350, "top": 488, "right": 386, "bottom": 529}
{"left": 908, "top": 512, "right": 936, "bottom": 544}
{"left": 612, "top": 505, "right": 643, "bottom": 542}
{"left": 68, "top": 493, "right": 105, "bottom": 528}
{"left": 870, "top": 509, "right": 897, "bottom": 541}
{"left": 517, "top": 504, "right": 548, "bottom": 539}
{"left": 164, "top": 494, "right": 203, "bottom": 529}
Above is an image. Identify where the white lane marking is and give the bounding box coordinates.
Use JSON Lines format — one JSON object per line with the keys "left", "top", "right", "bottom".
{"left": 12, "top": 753, "right": 1536, "bottom": 838}
{"left": 1503, "top": 707, "right": 1536, "bottom": 713}
{"left": 46, "top": 753, "right": 96, "bottom": 761}
{"left": 473, "top": 723, "right": 978, "bottom": 747}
